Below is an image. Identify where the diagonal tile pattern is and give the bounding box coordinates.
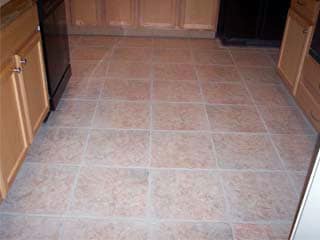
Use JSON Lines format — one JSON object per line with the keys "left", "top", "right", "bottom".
{"left": 1, "top": 35, "right": 317, "bottom": 239}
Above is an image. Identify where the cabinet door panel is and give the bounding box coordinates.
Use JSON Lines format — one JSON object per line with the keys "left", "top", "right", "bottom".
{"left": 70, "top": 0, "right": 99, "bottom": 26}
{"left": 278, "top": 10, "right": 313, "bottom": 93}
{"left": 105, "top": 0, "right": 135, "bottom": 26}
{"left": 0, "top": 63, "right": 29, "bottom": 198}
{"left": 183, "top": 0, "right": 218, "bottom": 30}
{"left": 140, "top": 0, "right": 177, "bottom": 28}
{"left": 17, "top": 33, "right": 49, "bottom": 139}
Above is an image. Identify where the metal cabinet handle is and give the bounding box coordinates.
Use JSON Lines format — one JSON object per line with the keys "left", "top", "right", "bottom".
{"left": 310, "top": 111, "right": 320, "bottom": 122}
{"left": 20, "top": 58, "right": 27, "bottom": 65}
{"left": 12, "top": 67, "right": 22, "bottom": 73}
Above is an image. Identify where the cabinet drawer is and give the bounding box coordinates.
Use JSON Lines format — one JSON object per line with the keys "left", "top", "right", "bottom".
{"left": 302, "top": 55, "right": 320, "bottom": 104}
{"left": 291, "top": 0, "right": 320, "bottom": 24}
{"left": 296, "top": 82, "right": 320, "bottom": 131}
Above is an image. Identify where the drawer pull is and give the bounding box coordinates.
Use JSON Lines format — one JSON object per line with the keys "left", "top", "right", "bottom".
{"left": 12, "top": 67, "right": 22, "bottom": 73}
{"left": 310, "top": 111, "right": 320, "bottom": 122}
{"left": 20, "top": 58, "right": 27, "bottom": 65}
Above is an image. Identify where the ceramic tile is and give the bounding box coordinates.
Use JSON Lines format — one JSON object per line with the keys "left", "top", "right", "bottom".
{"left": 196, "top": 65, "right": 241, "bottom": 82}
{"left": 112, "top": 47, "right": 153, "bottom": 62}
{"left": 78, "top": 35, "right": 118, "bottom": 46}
{"left": 152, "top": 48, "right": 192, "bottom": 63}
{"left": 102, "top": 78, "right": 150, "bottom": 100}
{"left": 91, "top": 60, "right": 109, "bottom": 78}
{"left": 26, "top": 127, "right": 88, "bottom": 165}
{"left": 93, "top": 101, "right": 150, "bottom": 129}
{"left": 150, "top": 170, "right": 226, "bottom": 220}
{"left": 222, "top": 171, "right": 299, "bottom": 221}
{"left": 193, "top": 50, "right": 234, "bottom": 65}
{"left": 69, "top": 167, "right": 148, "bottom": 217}
{"left": 153, "top": 38, "right": 190, "bottom": 48}
{"left": 85, "top": 130, "right": 149, "bottom": 167}
{"left": 271, "top": 134, "right": 316, "bottom": 171}
{"left": 238, "top": 67, "right": 281, "bottom": 84}
{"left": 206, "top": 105, "right": 266, "bottom": 133}
{"left": 151, "top": 132, "right": 216, "bottom": 169}
{"left": 62, "top": 218, "right": 147, "bottom": 240}
{"left": 0, "top": 164, "right": 76, "bottom": 214}
{"left": 247, "top": 83, "right": 294, "bottom": 106}
{"left": 117, "top": 37, "right": 154, "bottom": 47}
{"left": 47, "top": 100, "right": 96, "bottom": 127}
{"left": 71, "top": 47, "right": 112, "bottom": 61}
{"left": 289, "top": 171, "right": 307, "bottom": 195}
{"left": 63, "top": 77, "right": 104, "bottom": 100}
{"left": 0, "top": 215, "right": 61, "bottom": 240}
{"left": 150, "top": 222, "right": 233, "bottom": 240}
{"left": 231, "top": 50, "right": 274, "bottom": 67}
{"left": 189, "top": 39, "right": 222, "bottom": 49}
{"left": 213, "top": 134, "right": 281, "bottom": 170}
{"left": 68, "top": 35, "right": 82, "bottom": 46}
{"left": 258, "top": 106, "right": 314, "bottom": 134}
{"left": 233, "top": 224, "right": 291, "bottom": 240}
{"left": 107, "top": 61, "right": 151, "bottom": 79}
{"left": 153, "top": 80, "right": 202, "bottom": 102}
{"left": 202, "top": 82, "right": 252, "bottom": 105}
{"left": 153, "top": 103, "right": 209, "bottom": 130}
{"left": 71, "top": 61, "right": 97, "bottom": 78}
{"left": 153, "top": 64, "right": 197, "bottom": 81}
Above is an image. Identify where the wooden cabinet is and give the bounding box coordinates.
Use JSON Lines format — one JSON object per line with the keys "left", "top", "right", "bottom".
{"left": 0, "top": 62, "right": 29, "bottom": 198}
{"left": 105, "top": 0, "right": 136, "bottom": 26}
{"left": 140, "top": 0, "right": 177, "bottom": 28}
{"left": 291, "top": 0, "right": 320, "bottom": 24}
{"left": 277, "top": 10, "right": 313, "bottom": 93}
{"left": 69, "top": 0, "right": 100, "bottom": 26}
{"left": 182, "top": 0, "right": 219, "bottom": 30}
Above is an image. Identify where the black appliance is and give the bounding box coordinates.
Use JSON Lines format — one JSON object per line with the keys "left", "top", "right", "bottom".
{"left": 218, "top": 0, "right": 290, "bottom": 47}
{"left": 37, "top": 0, "right": 71, "bottom": 110}
{"left": 310, "top": 15, "right": 320, "bottom": 64}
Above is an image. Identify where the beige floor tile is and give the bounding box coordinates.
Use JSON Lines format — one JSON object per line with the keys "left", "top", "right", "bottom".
{"left": 85, "top": 130, "right": 149, "bottom": 167}
{"left": 151, "top": 132, "right": 216, "bottom": 169}
{"left": 47, "top": 100, "right": 96, "bottom": 127}
{"left": 117, "top": 37, "right": 154, "bottom": 47}
{"left": 258, "top": 106, "right": 314, "bottom": 134}
{"left": 153, "top": 38, "right": 190, "bottom": 48}
{"left": 102, "top": 78, "right": 150, "bottom": 101}
{"left": 69, "top": 167, "right": 148, "bottom": 217}
{"left": 108, "top": 61, "right": 151, "bottom": 79}
{"left": 71, "top": 47, "right": 112, "bottom": 61}
{"left": 247, "top": 83, "right": 294, "bottom": 106}
{"left": 238, "top": 67, "right": 281, "bottom": 84}
{"left": 202, "top": 82, "right": 252, "bottom": 105}
{"left": 0, "top": 164, "right": 77, "bottom": 214}
{"left": 222, "top": 171, "right": 299, "bottom": 221}
{"left": 93, "top": 101, "right": 150, "bottom": 129}
{"left": 196, "top": 65, "right": 241, "bottom": 82}
{"left": 150, "top": 170, "right": 226, "bottom": 220}
{"left": 289, "top": 171, "right": 307, "bottom": 195}
{"left": 207, "top": 105, "right": 266, "bottom": 133}
{"left": 71, "top": 61, "right": 98, "bottom": 79}
{"left": 0, "top": 215, "right": 61, "bottom": 240}
{"left": 233, "top": 223, "right": 291, "bottom": 240}
{"left": 78, "top": 35, "right": 118, "bottom": 46}
{"left": 189, "top": 39, "right": 222, "bottom": 49}
{"left": 68, "top": 35, "right": 82, "bottom": 46}
{"left": 153, "top": 64, "right": 197, "bottom": 81}
{"left": 271, "top": 134, "right": 316, "bottom": 171}
{"left": 193, "top": 49, "right": 234, "bottom": 65}
{"left": 213, "top": 134, "right": 281, "bottom": 170}
{"left": 152, "top": 48, "right": 192, "bottom": 63}
{"left": 91, "top": 60, "right": 109, "bottom": 78}
{"left": 153, "top": 103, "right": 209, "bottom": 130}
{"left": 150, "top": 222, "right": 233, "bottom": 240}
{"left": 112, "top": 47, "right": 153, "bottom": 62}
{"left": 153, "top": 80, "right": 202, "bottom": 102}
{"left": 26, "top": 127, "right": 88, "bottom": 165}
{"left": 63, "top": 77, "right": 104, "bottom": 100}
{"left": 231, "top": 50, "right": 274, "bottom": 67}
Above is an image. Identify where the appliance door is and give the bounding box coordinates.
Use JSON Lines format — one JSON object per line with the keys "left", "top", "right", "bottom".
{"left": 310, "top": 17, "right": 320, "bottom": 64}
{"left": 40, "top": 0, "right": 70, "bottom": 98}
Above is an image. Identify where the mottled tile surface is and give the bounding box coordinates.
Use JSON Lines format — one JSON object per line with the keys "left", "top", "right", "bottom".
{"left": 107, "top": 61, "right": 151, "bottom": 79}
{"left": 239, "top": 67, "right": 281, "bottom": 84}
{"left": 231, "top": 50, "right": 274, "bottom": 67}
{"left": 153, "top": 63, "right": 197, "bottom": 81}
{"left": 193, "top": 50, "right": 234, "bottom": 65}
{"left": 196, "top": 65, "right": 241, "bottom": 82}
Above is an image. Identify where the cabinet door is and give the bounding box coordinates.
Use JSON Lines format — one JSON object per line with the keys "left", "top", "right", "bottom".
{"left": 16, "top": 33, "right": 49, "bottom": 140}
{"left": 105, "top": 0, "right": 136, "bottom": 27}
{"left": 278, "top": 10, "right": 313, "bottom": 93}
{"left": 69, "top": 0, "right": 99, "bottom": 26}
{"left": 140, "top": 0, "right": 177, "bottom": 28}
{"left": 0, "top": 62, "right": 29, "bottom": 198}
{"left": 182, "top": 0, "right": 219, "bottom": 30}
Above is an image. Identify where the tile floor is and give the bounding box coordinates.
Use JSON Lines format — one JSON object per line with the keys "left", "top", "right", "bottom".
{"left": 0, "top": 36, "right": 318, "bottom": 240}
